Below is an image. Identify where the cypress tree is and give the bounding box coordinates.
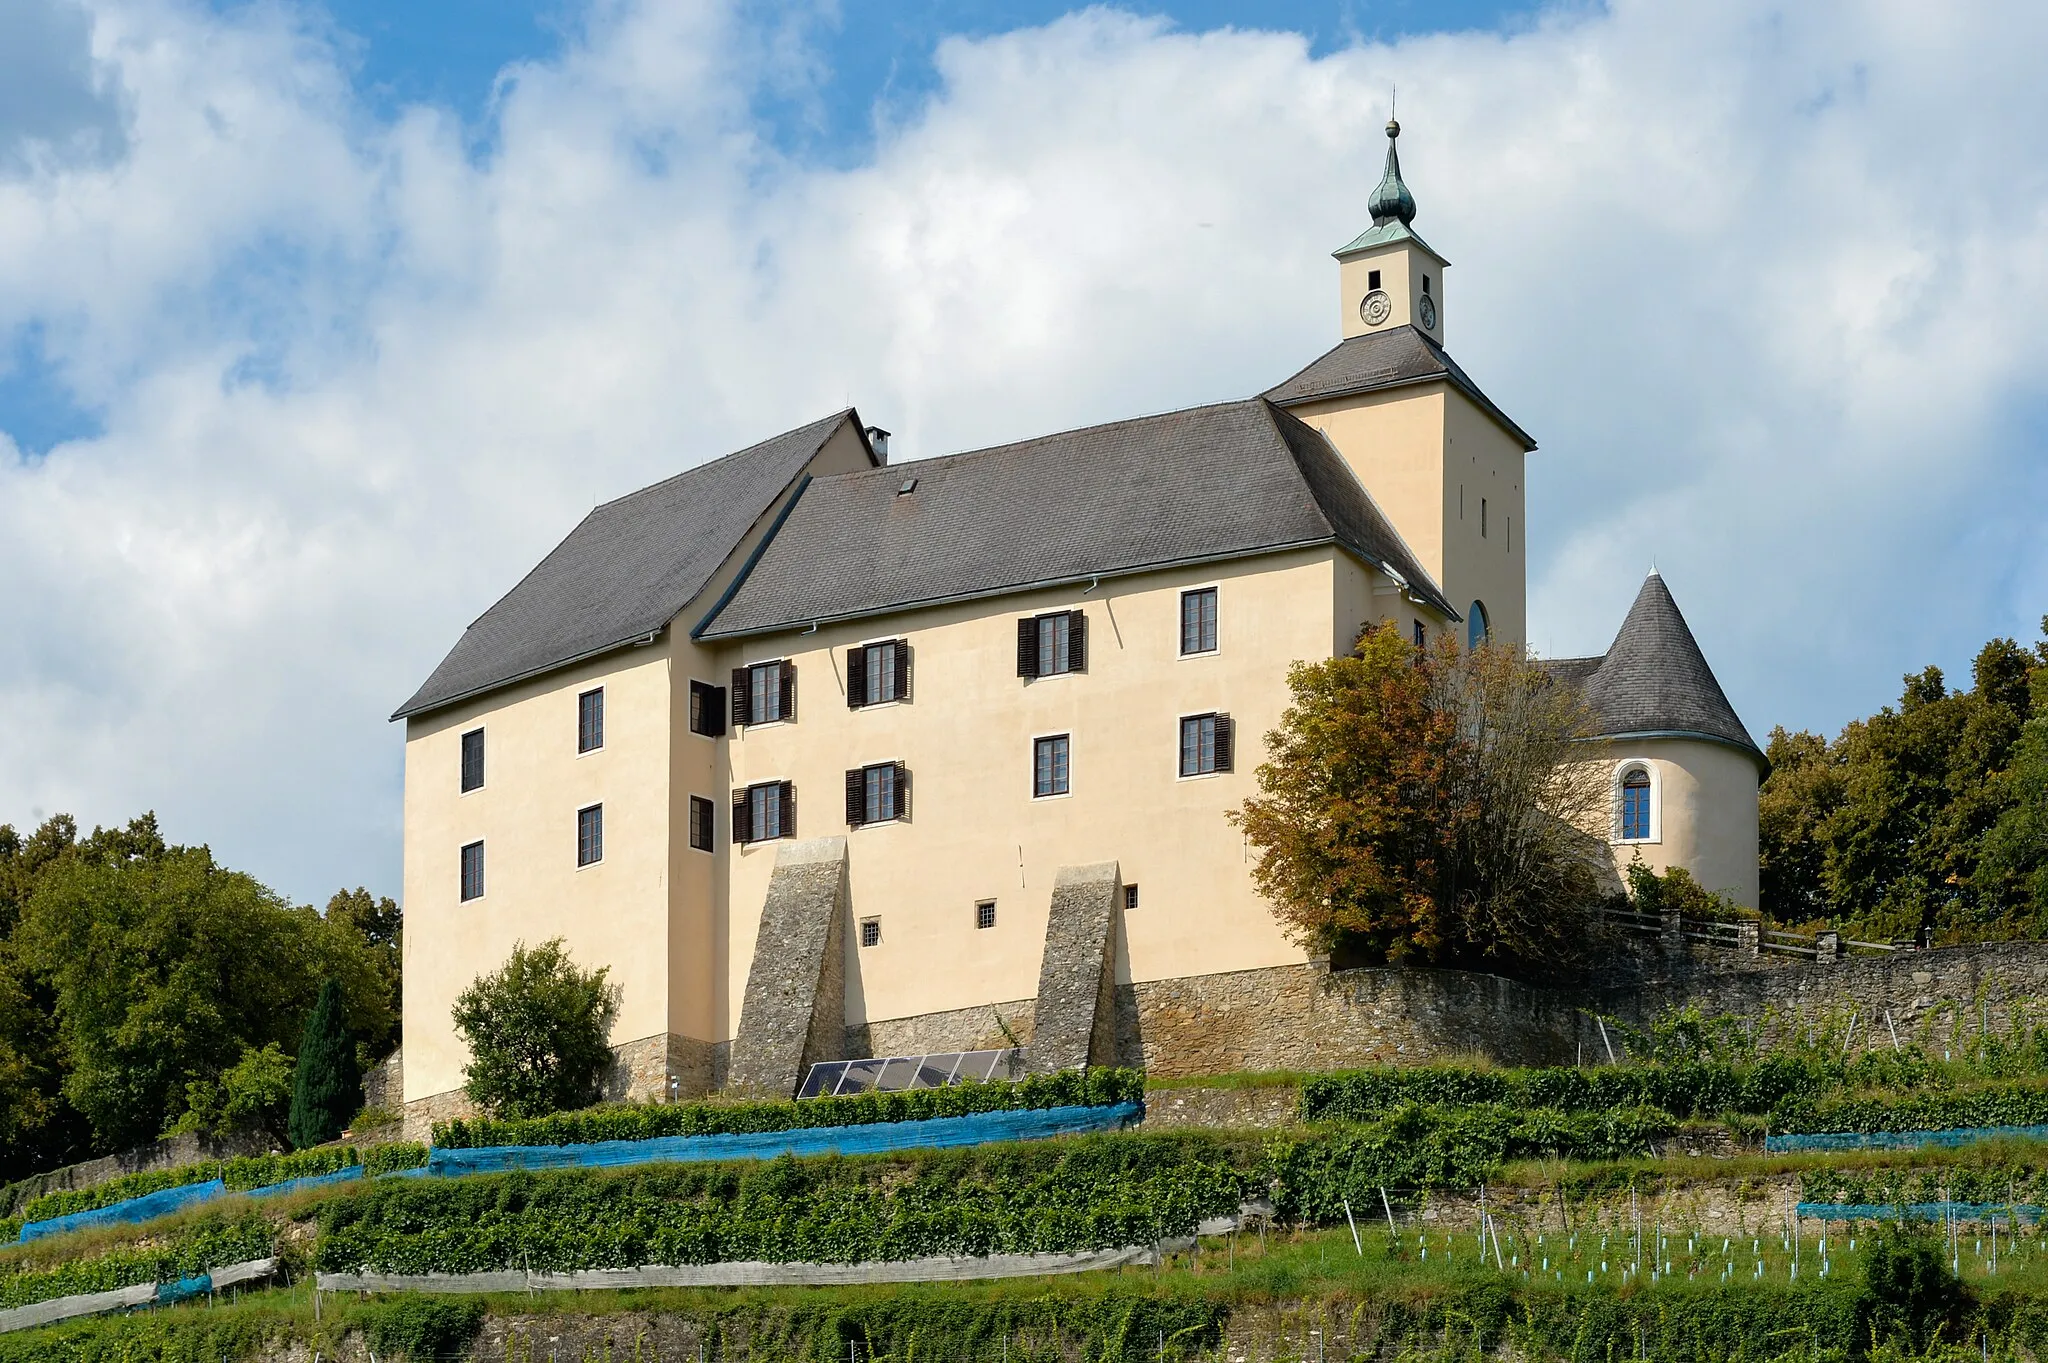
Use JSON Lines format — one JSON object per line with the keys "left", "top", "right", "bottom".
{"left": 288, "top": 979, "right": 361, "bottom": 1149}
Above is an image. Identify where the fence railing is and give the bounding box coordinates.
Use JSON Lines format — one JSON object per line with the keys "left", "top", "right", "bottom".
{"left": 1596, "top": 905, "right": 1921, "bottom": 962}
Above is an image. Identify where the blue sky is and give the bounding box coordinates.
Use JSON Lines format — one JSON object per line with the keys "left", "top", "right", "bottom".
{"left": 317, "top": 1, "right": 1547, "bottom": 148}
{"left": 4, "top": 0, "right": 2047, "bottom": 905}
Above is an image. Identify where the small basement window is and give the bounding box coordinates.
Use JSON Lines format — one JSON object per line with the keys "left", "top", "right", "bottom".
{"left": 860, "top": 917, "right": 882, "bottom": 948}
{"left": 976, "top": 900, "right": 997, "bottom": 929}
{"left": 1124, "top": 885, "right": 1139, "bottom": 911}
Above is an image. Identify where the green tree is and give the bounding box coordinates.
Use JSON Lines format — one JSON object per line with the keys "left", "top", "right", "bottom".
{"left": 289, "top": 980, "right": 361, "bottom": 1149}
{"left": 13, "top": 832, "right": 394, "bottom": 1150}
{"left": 325, "top": 886, "right": 402, "bottom": 1054}
{"left": 1232, "top": 625, "right": 1608, "bottom": 972}
{"left": 1756, "top": 621, "right": 2048, "bottom": 942}
{"left": 176, "top": 1042, "right": 295, "bottom": 1145}
{"left": 1978, "top": 663, "right": 2048, "bottom": 933}
{"left": 453, "top": 939, "right": 619, "bottom": 1120}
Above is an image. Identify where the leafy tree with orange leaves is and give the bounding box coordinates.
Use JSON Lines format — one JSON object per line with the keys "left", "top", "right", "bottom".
{"left": 1233, "top": 624, "right": 1608, "bottom": 973}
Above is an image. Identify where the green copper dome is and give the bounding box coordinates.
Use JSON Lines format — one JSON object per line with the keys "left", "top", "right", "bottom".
{"left": 1368, "top": 118, "right": 1416, "bottom": 227}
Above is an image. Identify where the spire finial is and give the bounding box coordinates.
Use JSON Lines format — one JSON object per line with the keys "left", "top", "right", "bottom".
{"left": 1368, "top": 108, "right": 1416, "bottom": 228}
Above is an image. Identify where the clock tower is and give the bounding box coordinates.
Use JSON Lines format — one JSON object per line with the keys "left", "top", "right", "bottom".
{"left": 1335, "top": 118, "right": 1448, "bottom": 343}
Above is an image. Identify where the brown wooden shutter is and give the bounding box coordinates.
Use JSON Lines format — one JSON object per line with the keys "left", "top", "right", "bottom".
{"left": 1068, "top": 610, "right": 1088, "bottom": 672}
{"left": 779, "top": 780, "right": 796, "bottom": 838}
{"left": 710, "top": 685, "right": 728, "bottom": 736}
{"left": 1214, "top": 714, "right": 1234, "bottom": 772}
{"left": 845, "top": 768, "right": 866, "bottom": 827}
{"left": 780, "top": 661, "right": 797, "bottom": 721}
{"left": 731, "top": 789, "right": 750, "bottom": 844}
{"left": 893, "top": 640, "right": 911, "bottom": 701}
{"left": 894, "top": 763, "right": 910, "bottom": 822}
{"left": 730, "top": 668, "right": 752, "bottom": 726}
{"left": 1016, "top": 619, "right": 1039, "bottom": 677}
{"left": 846, "top": 646, "right": 868, "bottom": 708}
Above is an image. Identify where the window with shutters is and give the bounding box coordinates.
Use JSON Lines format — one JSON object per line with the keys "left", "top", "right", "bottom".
{"left": 460, "top": 729, "right": 484, "bottom": 792}
{"left": 577, "top": 804, "right": 604, "bottom": 866}
{"left": 845, "top": 761, "right": 908, "bottom": 826}
{"left": 460, "top": 840, "right": 485, "bottom": 901}
{"left": 688, "top": 681, "right": 727, "bottom": 736}
{"left": 847, "top": 640, "right": 910, "bottom": 708}
{"left": 859, "top": 917, "right": 881, "bottom": 948}
{"left": 733, "top": 781, "right": 795, "bottom": 843}
{"left": 689, "top": 795, "right": 715, "bottom": 852}
{"left": 976, "top": 900, "right": 997, "bottom": 929}
{"left": 731, "top": 660, "right": 795, "bottom": 726}
{"left": 1016, "top": 611, "right": 1087, "bottom": 678}
{"left": 1033, "top": 734, "right": 1070, "bottom": 798}
{"left": 1180, "top": 588, "right": 1218, "bottom": 655}
{"left": 1178, "top": 713, "right": 1234, "bottom": 777}
{"left": 578, "top": 688, "right": 605, "bottom": 753}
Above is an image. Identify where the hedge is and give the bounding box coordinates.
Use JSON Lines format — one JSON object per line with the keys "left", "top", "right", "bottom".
{"left": 1802, "top": 1162, "right": 2048, "bottom": 1209}
{"left": 1269, "top": 1103, "right": 1677, "bottom": 1222}
{"left": 18, "top": 1142, "right": 427, "bottom": 1226}
{"left": 316, "top": 1102, "right": 1686, "bottom": 1277}
{"left": 431, "top": 1068, "right": 1146, "bottom": 1149}
{"left": 1298, "top": 1055, "right": 1868, "bottom": 1125}
{"left": 315, "top": 1132, "right": 1253, "bottom": 1274}
{"left": 0, "top": 1211, "right": 276, "bottom": 1310}
{"left": 1776, "top": 1079, "right": 2048, "bottom": 1136}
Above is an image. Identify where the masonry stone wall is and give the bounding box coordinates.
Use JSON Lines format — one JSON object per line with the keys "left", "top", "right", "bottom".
{"left": 1, "top": 1131, "right": 272, "bottom": 1217}
{"left": 1029, "top": 863, "right": 1120, "bottom": 1073}
{"left": 728, "top": 837, "right": 849, "bottom": 1098}
{"left": 849, "top": 998, "right": 1035, "bottom": 1059}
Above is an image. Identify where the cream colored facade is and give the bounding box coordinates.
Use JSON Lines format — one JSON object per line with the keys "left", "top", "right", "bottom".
{"left": 1598, "top": 740, "right": 1763, "bottom": 910}
{"left": 396, "top": 125, "right": 1758, "bottom": 1112}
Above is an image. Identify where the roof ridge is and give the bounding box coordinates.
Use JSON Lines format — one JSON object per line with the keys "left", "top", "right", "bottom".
{"left": 589, "top": 407, "right": 853, "bottom": 513}
{"left": 808, "top": 397, "right": 1265, "bottom": 484}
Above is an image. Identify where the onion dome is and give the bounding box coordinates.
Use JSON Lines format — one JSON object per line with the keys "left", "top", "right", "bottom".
{"left": 1368, "top": 118, "right": 1417, "bottom": 228}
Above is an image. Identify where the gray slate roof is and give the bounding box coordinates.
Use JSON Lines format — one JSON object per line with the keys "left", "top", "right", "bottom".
{"left": 1264, "top": 326, "right": 1537, "bottom": 452}
{"left": 394, "top": 410, "right": 861, "bottom": 720}
{"left": 1540, "top": 572, "right": 1763, "bottom": 766}
{"left": 698, "top": 397, "right": 1452, "bottom": 639}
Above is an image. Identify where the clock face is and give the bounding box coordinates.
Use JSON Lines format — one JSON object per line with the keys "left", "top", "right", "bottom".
{"left": 1359, "top": 290, "right": 1393, "bottom": 327}
{"left": 1418, "top": 293, "right": 1438, "bottom": 330}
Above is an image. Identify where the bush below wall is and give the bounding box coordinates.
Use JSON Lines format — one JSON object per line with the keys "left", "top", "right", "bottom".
{"left": 430, "top": 1069, "right": 1146, "bottom": 1149}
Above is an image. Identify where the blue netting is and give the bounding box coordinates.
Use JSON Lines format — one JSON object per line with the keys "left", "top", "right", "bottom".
{"left": 1767, "top": 1123, "right": 2048, "bottom": 1153}
{"left": 154, "top": 1273, "right": 214, "bottom": 1305}
{"left": 15, "top": 1103, "right": 1143, "bottom": 1241}
{"left": 425, "top": 1101, "right": 1144, "bottom": 1176}
{"left": 19, "top": 1179, "right": 228, "bottom": 1243}
{"left": 246, "top": 1164, "right": 365, "bottom": 1199}
{"left": 1798, "top": 1201, "right": 2045, "bottom": 1224}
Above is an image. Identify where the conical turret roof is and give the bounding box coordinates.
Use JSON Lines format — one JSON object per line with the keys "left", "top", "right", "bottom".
{"left": 1544, "top": 572, "right": 1763, "bottom": 766}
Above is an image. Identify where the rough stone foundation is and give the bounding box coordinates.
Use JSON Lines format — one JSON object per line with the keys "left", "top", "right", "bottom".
{"left": 848, "top": 997, "right": 1035, "bottom": 1059}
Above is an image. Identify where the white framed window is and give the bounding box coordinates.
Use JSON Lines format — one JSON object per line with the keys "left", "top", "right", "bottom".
{"left": 1179, "top": 586, "right": 1218, "bottom": 656}
{"left": 577, "top": 803, "right": 604, "bottom": 866}
{"left": 1612, "top": 760, "right": 1660, "bottom": 844}
{"left": 578, "top": 688, "right": 605, "bottom": 753}
{"left": 1033, "top": 733, "right": 1071, "bottom": 798}
{"left": 460, "top": 728, "right": 484, "bottom": 793}
{"left": 1177, "top": 712, "right": 1235, "bottom": 778}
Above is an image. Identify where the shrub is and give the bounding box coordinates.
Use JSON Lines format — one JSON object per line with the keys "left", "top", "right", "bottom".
{"left": 453, "top": 938, "right": 620, "bottom": 1120}
{"left": 1857, "top": 1232, "right": 1966, "bottom": 1353}
{"left": 432, "top": 1067, "right": 1144, "bottom": 1148}
{"left": 357, "top": 1294, "right": 485, "bottom": 1361}
{"left": 20, "top": 1141, "right": 428, "bottom": 1224}
{"left": 1776, "top": 1077, "right": 2048, "bottom": 1136}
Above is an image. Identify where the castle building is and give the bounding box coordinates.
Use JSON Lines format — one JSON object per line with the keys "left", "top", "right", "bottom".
{"left": 392, "top": 122, "right": 1760, "bottom": 1124}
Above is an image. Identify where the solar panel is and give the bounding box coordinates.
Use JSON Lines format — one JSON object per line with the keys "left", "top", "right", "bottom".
{"left": 798, "top": 1047, "right": 1024, "bottom": 1098}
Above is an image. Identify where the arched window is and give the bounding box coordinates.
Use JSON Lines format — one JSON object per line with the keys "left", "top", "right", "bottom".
{"left": 1467, "top": 600, "right": 1490, "bottom": 650}
{"left": 1620, "top": 767, "right": 1652, "bottom": 841}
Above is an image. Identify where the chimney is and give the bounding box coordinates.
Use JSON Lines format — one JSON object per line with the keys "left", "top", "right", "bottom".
{"left": 864, "top": 426, "right": 891, "bottom": 462}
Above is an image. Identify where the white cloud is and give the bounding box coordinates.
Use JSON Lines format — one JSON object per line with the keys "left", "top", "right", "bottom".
{"left": 3, "top": 0, "right": 2048, "bottom": 901}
